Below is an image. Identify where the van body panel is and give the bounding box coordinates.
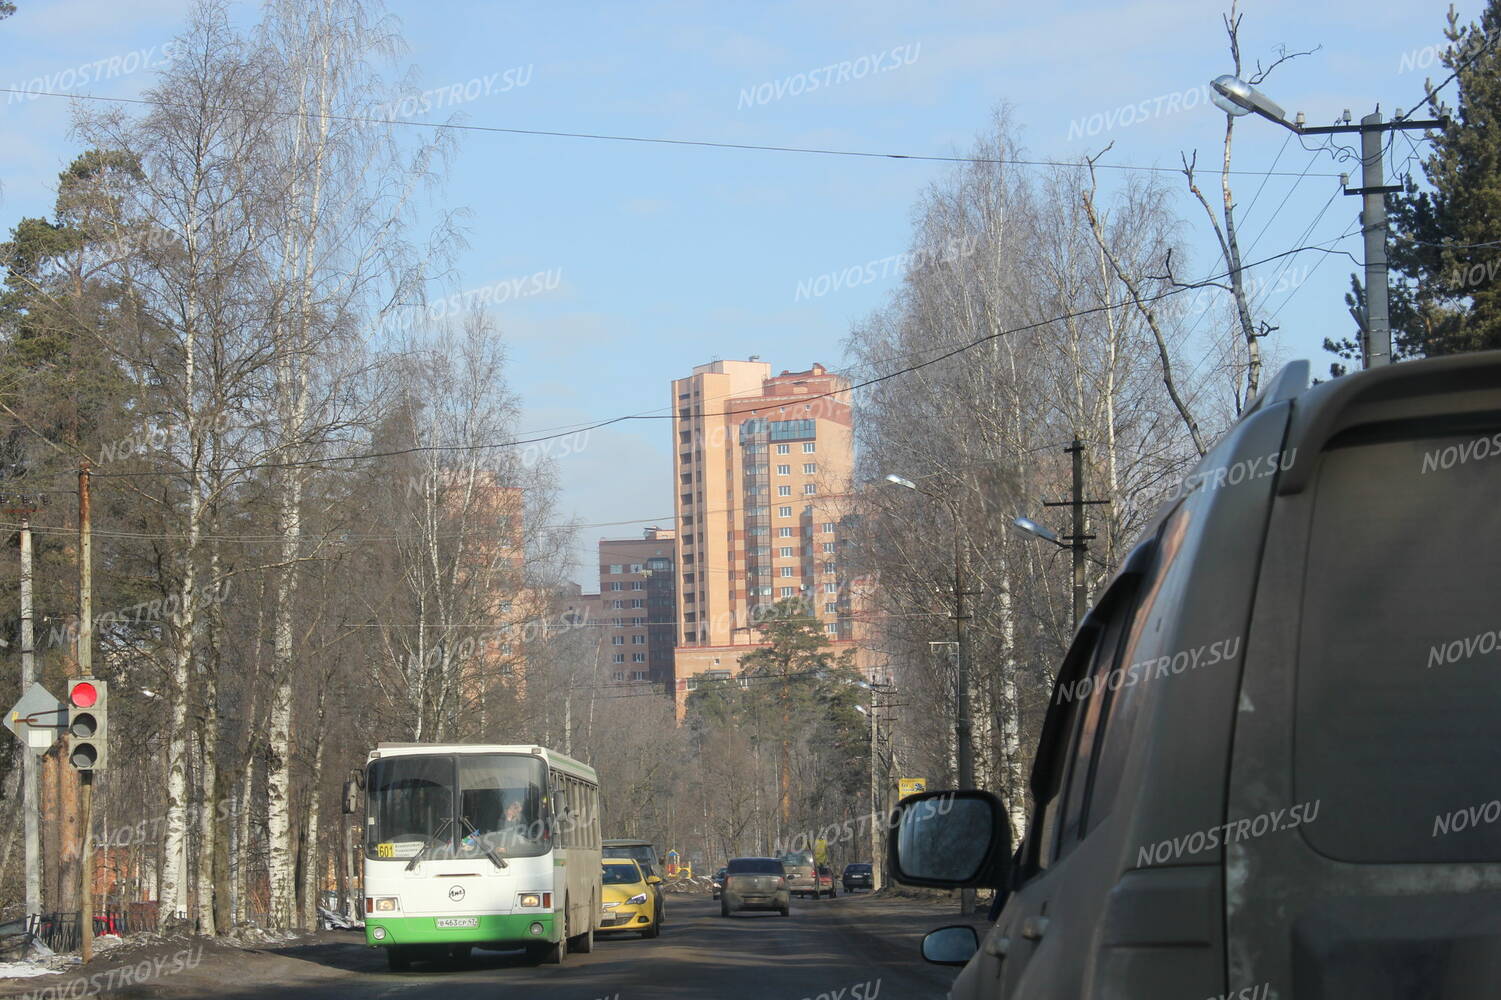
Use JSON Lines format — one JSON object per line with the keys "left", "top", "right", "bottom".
{"left": 1227, "top": 354, "right": 1501, "bottom": 998}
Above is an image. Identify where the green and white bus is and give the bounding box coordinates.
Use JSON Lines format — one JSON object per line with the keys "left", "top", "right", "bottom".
{"left": 349, "top": 743, "right": 601, "bottom": 970}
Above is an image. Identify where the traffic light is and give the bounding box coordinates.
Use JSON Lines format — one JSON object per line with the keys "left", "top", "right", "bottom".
{"left": 67, "top": 679, "right": 107, "bottom": 771}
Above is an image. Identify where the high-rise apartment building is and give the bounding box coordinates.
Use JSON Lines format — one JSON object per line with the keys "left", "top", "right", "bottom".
{"left": 670, "top": 360, "right": 857, "bottom": 703}
{"left": 595, "top": 529, "right": 677, "bottom": 689}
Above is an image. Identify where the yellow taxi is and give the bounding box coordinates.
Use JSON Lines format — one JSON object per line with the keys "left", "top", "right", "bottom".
{"left": 599, "top": 859, "right": 662, "bottom": 938}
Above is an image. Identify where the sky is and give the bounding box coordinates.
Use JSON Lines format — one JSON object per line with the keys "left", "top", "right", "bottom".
{"left": 0, "top": 0, "right": 1467, "bottom": 586}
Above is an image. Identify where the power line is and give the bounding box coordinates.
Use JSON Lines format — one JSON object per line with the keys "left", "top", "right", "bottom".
{"left": 0, "top": 87, "right": 1347, "bottom": 179}
{"left": 8, "top": 237, "right": 1364, "bottom": 485}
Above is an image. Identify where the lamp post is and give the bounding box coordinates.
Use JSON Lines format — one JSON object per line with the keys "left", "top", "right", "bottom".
{"left": 882, "top": 475, "right": 972, "bottom": 794}
{"left": 1208, "top": 74, "right": 1448, "bottom": 369}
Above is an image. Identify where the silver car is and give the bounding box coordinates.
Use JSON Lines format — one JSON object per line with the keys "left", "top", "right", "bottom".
{"left": 720, "top": 857, "right": 790, "bottom": 917}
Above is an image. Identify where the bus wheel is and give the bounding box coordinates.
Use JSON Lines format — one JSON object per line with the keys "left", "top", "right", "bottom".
{"left": 386, "top": 947, "right": 412, "bottom": 972}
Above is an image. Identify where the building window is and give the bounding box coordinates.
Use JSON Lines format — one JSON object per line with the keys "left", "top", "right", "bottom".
{"left": 803, "top": 442, "right": 816, "bottom": 453}
{"left": 631, "top": 671, "right": 648, "bottom": 682}
{"left": 613, "top": 671, "right": 626, "bottom": 681}
{"left": 632, "top": 635, "right": 646, "bottom": 644}
{"left": 778, "top": 505, "right": 793, "bottom": 518}
{"left": 778, "top": 527, "right": 794, "bottom": 538}
{"left": 780, "top": 566, "right": 794, "bottom": 578}
{"left": 803, "top": 463, "right": 817, "bottom": 474}
{"left": 803, "top": 484, "right": 816, "bottom": 495}
{"left": 630, "top": 564, "right": 644, "bottom": 573}
{"left": 647, "top": 557, "right": 671, "bottom": 570}
{"left": 778, "top": 485, "right": 792, "bottom": 497}
{"left": 633, "top": 617, "right": 646, "bottom": 626}
{"left": 776, "top": 464, "right": 790, "bottom": 475}
{"left": 613, "top": 600, "right": 625, "bottom": 609}
{"left": 780, "top": 586, "right": 795, "bottom": 598}
{"left": 825, "top": 623, "right": 838, "bottom": 634}
{"left": 612, "top": 636, "right": 625, "bottom": 645}
{"left": 609, "top": 582, "right": 623, "bottom": 591}
{"left": 822, "top": 522, "right": 836, "bottom": 533}
{"left": 825, "top": 602, "right": 837, "bottom": 614}
{"left": 612, "top": 653, "right": 625, "bottom": 663}
{"left": 630, "top": 599, "right": 644, "bottom": 608}
{"left": 776, "top": 443, "right": 790, "bottom": 454}
{"left": 769, "top": 418, "right": 815, "bottom": 441}
{"left": 779, "top": 546, "right": 793, "bottom": 557}
{"left": 609, "top": 564, "right": 623, "bottom": 574}
{"left": 631, "top": 581, "right": 644, "bottom": 590}
{"left": 823, "top": 542, "right": 836, "bottom": 553}
{"left": 632, "top": 653, "right": 647, "bottom": 663}
{"left": 824, "top": 582, "right": 838, "bottom": 593}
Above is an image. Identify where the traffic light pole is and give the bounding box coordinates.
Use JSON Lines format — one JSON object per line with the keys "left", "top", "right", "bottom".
{"left": 19, "top": 511, "right": 41, "bottom": 923}
{"left": 78, "top": 464, "right": 93, "bottom": 962}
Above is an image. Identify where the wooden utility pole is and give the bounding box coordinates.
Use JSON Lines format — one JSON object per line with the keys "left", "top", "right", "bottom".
{"left": 78, "top": 463, "right": 93, "bottom": 963}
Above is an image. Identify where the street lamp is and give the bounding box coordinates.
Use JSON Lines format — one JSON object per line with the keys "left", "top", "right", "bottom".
{"left": 881, "top": 473, "right": 972, "bottom": 794}
{"left": 1206, "top": 74, "right": 1447, "bottom": 370}
{"left": 1011, "top": 516, "right": 1063, "bottom": 547}
{"left": 1210, "top": 74, "right": 1292, "bottom": 129}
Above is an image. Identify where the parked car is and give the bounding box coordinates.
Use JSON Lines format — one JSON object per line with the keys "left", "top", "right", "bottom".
{"left": 891, "top": 355, "right": 1501, "bottom": 998}
{"left": 710, "top": 866, "right": 727, "bottom": 900}
{"left": 779, "top": 849, "right": 817, "bottom": 898}
{"left": 720, "top": 857, "right": 790, "bottom": 917}
{"left": 814, "top": 865, "right": 838, "bottom": 898}
{"left": 599, "top": 859, "right": 660, "bottom": 938}
{"left": 841, "top": 862, "right": 873, "bottom": 892}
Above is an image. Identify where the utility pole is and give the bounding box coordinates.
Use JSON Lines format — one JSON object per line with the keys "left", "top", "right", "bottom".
{"left": 867, "top": 686, "right": 880, "bottom": 890}
{"left": 1041, "top": 440, "right": 1107, "bottom": 628}
{"left": 77, "top": 463, "right": 94, "bottom": 963}
{"left": 1068, "top": 440, "right": 1087, "bottom": 626}
{"left": 1207, "top": 76, "right": 1446, "bottom": 370}
{"left": 19, "top": 501, "right": 41, "bottom": 922}
{"left": 950, "top": 497, "right": 973, "bottom": 793}
{"left": 1359, "top": 112, "right": 1391, "bottom": 368}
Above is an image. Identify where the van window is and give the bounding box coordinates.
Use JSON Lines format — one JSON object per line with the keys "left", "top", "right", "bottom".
{"left": 1027, "top": 621, "right": 1105, "bottom": 873}
{"left": 1086, "top": 505, "right": 1192, "bottom": 834}
{"left": 1298, "top": 428, "right": 1501, "bottom": 863}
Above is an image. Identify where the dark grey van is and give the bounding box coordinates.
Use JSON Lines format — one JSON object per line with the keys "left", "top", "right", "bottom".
{"left": 892, "top": 354, "right": 1501, "bottom": 999}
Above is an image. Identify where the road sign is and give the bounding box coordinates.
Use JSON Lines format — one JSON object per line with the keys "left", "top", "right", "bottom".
{"left": 813, "top": 838, "right": 828, "bottom": 864}
{"left": 5, "top": 683, "right": 66, "bottom": 757}
{"left": 898, "top": 778, "right": 927, "bottom": 798}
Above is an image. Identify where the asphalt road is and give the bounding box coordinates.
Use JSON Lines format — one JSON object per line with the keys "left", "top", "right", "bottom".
{"left": 3, "top": 892, "right": 972, "bottom": 1000}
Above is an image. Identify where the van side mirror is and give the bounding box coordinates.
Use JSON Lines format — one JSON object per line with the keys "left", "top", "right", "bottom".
{"left": 342, "top": 780, "right": 359, "bottom": 815}
{"left": 922, "top": 925, "right": 979, "bottom": 965}
{"left": 888, "top": 789, "right": 1011, "bottom": 889}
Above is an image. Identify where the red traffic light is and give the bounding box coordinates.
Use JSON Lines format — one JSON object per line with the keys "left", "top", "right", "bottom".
{"left": 69, "top": 682, "right": 98, "bottom": 708}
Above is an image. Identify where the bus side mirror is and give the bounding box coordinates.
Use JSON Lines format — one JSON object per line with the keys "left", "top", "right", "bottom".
{"left": 342, "top": 780, "right": 359, "bottom": 815}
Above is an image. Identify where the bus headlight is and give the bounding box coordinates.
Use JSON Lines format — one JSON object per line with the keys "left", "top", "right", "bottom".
{"left": 371, "top": 897, "right": 399, "bottom": 912}
{"left": 372, "top": 927, "right": 387, "bottom": 940}
{"left": 518, "top": 893, "right": 542, "bottom": 908}
{"left": 529, "top": 922, "right": 545, "bottom": 935}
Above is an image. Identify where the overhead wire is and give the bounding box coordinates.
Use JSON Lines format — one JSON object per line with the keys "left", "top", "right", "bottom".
{"left": 0, "top": 87, "right": 1347, "bottom": 179}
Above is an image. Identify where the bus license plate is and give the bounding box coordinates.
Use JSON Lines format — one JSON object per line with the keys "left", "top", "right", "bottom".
{"left": 436, "top": 917, "right": 477, "bottom": 929}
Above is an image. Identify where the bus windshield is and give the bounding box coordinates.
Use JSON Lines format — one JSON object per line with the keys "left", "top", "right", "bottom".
{"left": 366, "top": 754, "right": 549, "bottom": 860}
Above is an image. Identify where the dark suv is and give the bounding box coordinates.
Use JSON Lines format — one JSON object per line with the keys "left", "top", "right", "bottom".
{"left": 892, "top": 355, "right": 1501, "bottom": 999}
{"left": 841, "top": 862, "right": 873, "bottom": 892}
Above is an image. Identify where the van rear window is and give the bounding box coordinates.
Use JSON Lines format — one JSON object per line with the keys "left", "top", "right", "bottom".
{"left": 1297, "top": 428, "right": 1501, "bottom": 863}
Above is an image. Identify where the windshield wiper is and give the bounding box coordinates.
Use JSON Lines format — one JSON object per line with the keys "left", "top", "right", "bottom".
{"left": 461, "top": 815, "right": 508, "bottom": 869}
{"left": 404, "top": 817, "right": 454, "bottom": 871}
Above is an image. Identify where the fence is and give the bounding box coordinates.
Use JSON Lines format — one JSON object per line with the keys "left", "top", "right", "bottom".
{"left": 21, "top": 903, "right": 159, "bottom": 953}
